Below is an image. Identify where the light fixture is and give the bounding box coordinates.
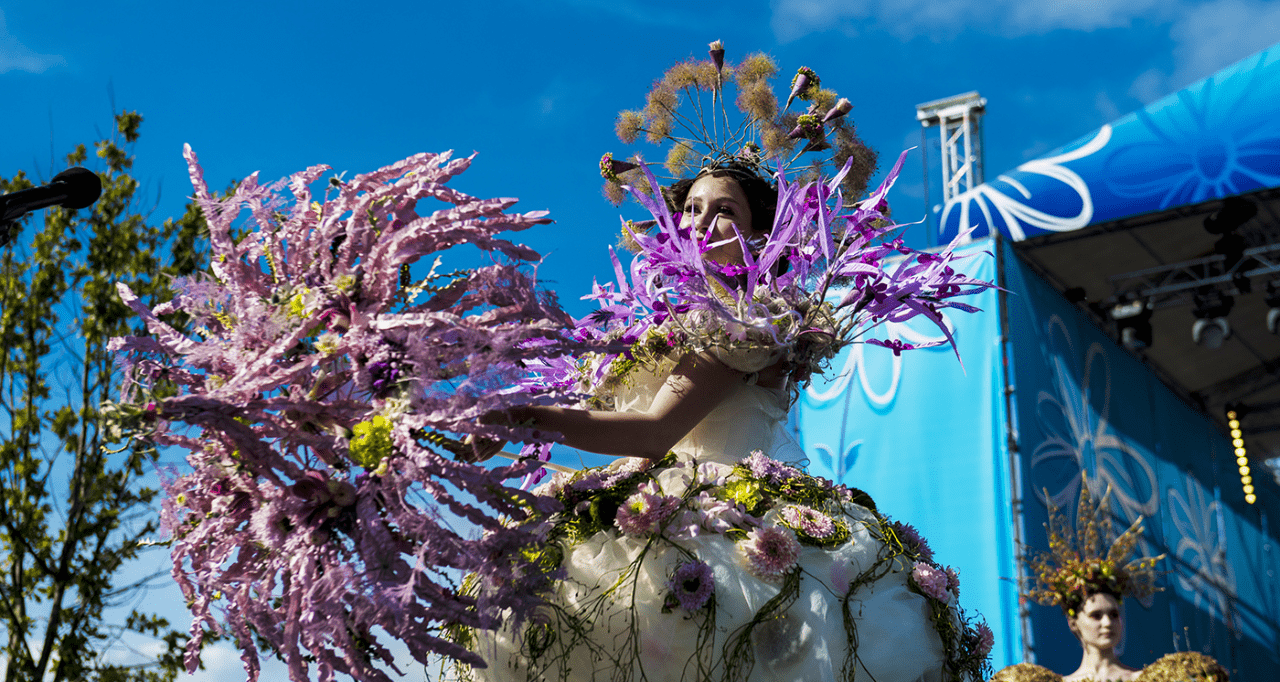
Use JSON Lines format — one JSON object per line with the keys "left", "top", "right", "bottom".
{"left": 1228, "top": 408, "right": 1256, "bottom": 504}
{"left": 1192, "top": 291, "right": 1233, "bottom": 349}
{"left": 1111, "top": 298, "right": 1153, "bottom": 351}
{"left": 1204, "top": 197, "right": 1258, "bottom": 233}
{"left": 1266, "top": 281, "right": 1280, "bottom": 334}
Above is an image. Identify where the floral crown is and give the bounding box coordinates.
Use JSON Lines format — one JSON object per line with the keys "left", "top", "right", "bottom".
{"left": 1026, "top": 474, "right": 1163, "bottom": 616}
{"left": 598, "top": 40, "right": 879, "bottom": 208}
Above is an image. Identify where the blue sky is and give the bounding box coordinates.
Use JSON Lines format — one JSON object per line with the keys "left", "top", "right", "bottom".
{"left": 5, "top": 0, "right": 1279, "bottom": 321}
{"left": 4, "top": 0, "right": 1280, "bottom": 679}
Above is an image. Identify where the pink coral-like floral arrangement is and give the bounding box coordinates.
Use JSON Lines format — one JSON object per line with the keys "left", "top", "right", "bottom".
{"left": 109, "top": 147, "right": 590, "bottom": 681}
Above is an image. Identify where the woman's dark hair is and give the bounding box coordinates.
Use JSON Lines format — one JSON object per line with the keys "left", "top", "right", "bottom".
{"left": 664, "top": 161, "right": 777, "bottom": 235}
{"left": 1063, "top": 587, "right": 1123, "bottom": 619}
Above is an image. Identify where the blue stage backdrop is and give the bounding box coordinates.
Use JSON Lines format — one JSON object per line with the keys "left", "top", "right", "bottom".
{"left": 939, "top": 41, "right": 1280, "bottom": 242}
{"left": 795, "top": 237, "right": 1280, "bottom": 678}
{"left": 795, "top": 240, "right": 1023, "bottom": 669}
{"left": 1002, "top": 237, "right": 1280, "bottom": 678}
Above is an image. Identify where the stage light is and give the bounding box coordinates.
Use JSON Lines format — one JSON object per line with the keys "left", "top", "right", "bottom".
{"left": 1192, "top": 291, "right": 1234, "bottom": 349}
{"left": 1111, "top": 298, "right": 1152, "bottom": 351}
{"left": 1204, "top": 196, "right": 1258, "bottom": 234}
{"left": 1230, "top": 406, "right": 1255, "bottom": 504}
{"left": 1193, "top": 318, "right": 1230, "bottom": 348}
{"left": 1267, "top": 282, "right": 1280, "bottom": 335}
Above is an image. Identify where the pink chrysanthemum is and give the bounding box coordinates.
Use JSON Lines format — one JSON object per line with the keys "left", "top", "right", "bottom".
{"left": 780, "top": 504, "right": 835, "bottom": 539}
{"left": 666, "top": 560, "right": 715, "bottom": 611}
{"left": 911, "top": 562, "right": 951, "bottom": 602}
{"left": 614, "top": 482, "right": 681, "bottom": 536}
{"left": 741, "top": 526, "right": 801, "bottom": 581}
{"left": 892, "top": 519, "right": 934, "bottom": 562}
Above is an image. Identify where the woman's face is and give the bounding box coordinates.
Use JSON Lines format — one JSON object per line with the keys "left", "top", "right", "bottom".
{"left": 679, "top": 175, "right": 754, "bottom": 266}
{"left": 1069, "top": 592, "right": 1124, "bottom": 650}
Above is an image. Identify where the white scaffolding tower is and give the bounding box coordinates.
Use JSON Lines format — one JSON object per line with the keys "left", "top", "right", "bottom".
{"left": 916, "top": 92, "right": 987, "bottom": 241}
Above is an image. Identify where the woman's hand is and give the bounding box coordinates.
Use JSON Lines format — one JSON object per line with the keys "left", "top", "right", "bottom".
{"left": 459, "top": 434, "right": 506, "bottom": 463}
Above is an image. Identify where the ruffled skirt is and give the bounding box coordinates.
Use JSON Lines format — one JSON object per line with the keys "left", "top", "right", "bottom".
{"left": 456, "top": 453, "right": 988, "bottom": 682}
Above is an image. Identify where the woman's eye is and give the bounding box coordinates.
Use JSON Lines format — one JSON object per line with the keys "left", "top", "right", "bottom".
{"left": 718, "top": 206, "right": 734, "bottom": 215}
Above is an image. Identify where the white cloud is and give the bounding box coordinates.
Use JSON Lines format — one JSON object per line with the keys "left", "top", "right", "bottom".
{"left": 0, "top": 10, "right": 65, "bottom": 74}
{"left": 1094, "top": 90, "right": 1122, "bottom": 121}
{"left": 771, "top": 1, "right": 1280, "bottom": 106}
{"left": 1127, "top": 67, "right": 1167, "bottom": 104}
{"left": 1119, "top": 0, "right": 1280, "bottom": 104}
{"left": 770, "top": 0, "right": 1172, "bottom": 42}
{"left": 1167, "top": 0, "right": 1280, "bottom": 88}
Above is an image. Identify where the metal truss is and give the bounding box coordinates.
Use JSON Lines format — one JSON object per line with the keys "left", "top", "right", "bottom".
{"left": 916, "top": 92, "right": 987, "bottom": 204}
{"left": 1106, "top": 241, "right": 1280, "bottom": 309}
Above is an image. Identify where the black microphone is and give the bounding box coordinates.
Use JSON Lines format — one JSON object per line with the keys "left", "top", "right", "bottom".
{"left": 0, "top": 167, "right": 103, "bottom": 224}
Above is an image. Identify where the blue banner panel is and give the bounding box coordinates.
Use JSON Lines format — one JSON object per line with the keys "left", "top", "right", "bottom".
{"left": 1001, "top": 238, "right": 1280, "bottom": 678}
{"left": 794, "top": 240, "right": 1023, "bottom": 669}
{"left": 941, "top": 42, "right": 1280, "bottom": 242}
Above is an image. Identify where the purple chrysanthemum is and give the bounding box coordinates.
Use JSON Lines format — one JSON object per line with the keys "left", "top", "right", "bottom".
{"left": 892, "top": 520, "right": 934, "bottom": 562}
{"left": 911, "top": 562, "right": 951, "bottom": 602}
{"left": 779, "top": 504, "right": 835, "bottom": 539}
{"left": 569, "top": 469, "right": 630, "bottom": 493}
{"left": 742, "top": 450, "right": 800, "bottom": 485}
{"left": 945, "top": 565, "right": 960, "bottom": 595}
{"left": 741, "top": 526, "right": 801, "bottom": 581}
{"left": 666, "top": 560, "right": 715, "bottom": 611}
{"left": 614, "top": 482, "right": 681, "bottom": 536}
{"left": 973, "top": 621, "right": 994, "bottom": 658}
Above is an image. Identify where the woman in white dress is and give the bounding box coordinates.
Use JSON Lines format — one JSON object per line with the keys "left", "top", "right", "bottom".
{"left": 458, "top": 158, "right": 994, "bottom": 682}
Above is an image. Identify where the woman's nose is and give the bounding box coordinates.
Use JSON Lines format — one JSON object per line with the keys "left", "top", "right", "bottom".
{"left": 693, "top": 209, "right": 714, "bottom": 231}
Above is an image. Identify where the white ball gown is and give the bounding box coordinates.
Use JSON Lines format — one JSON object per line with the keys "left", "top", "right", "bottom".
{"left": 458, "top": 356, "right": 987, "bottom": 682}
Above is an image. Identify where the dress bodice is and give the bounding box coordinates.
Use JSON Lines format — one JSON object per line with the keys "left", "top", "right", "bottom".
{"left": 611, "top": 359, "right": 807, "bottom": 466}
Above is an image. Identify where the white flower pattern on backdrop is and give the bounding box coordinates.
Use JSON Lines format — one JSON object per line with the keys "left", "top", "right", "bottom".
{"left": 1029, "top": 315, "right": 1159, "bottom": 530}
{"left": 805, "top": 307, "right": 954, "bottom": 408}
{"left": 940, "top": 125, "right": 1109, "bottom": 241}
{"left": 811, "top": 439, "right": 862, "bottom": 484}
{"left": 1166, "top": 476, "right": 1237, "bottom": 629}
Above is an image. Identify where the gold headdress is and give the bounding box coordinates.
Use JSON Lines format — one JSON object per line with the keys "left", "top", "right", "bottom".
{"left": 1026, "top": 474, "right": 1163, "bottom": 616}
{"left": 600, "top": 40, "right": 879, "bottom": 207}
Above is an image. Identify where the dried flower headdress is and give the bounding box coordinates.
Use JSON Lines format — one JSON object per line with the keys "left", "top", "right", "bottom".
{"left": 1026, "top": 473, "right": 1163, "bottom": 617}
{"left": 520, "top": 149, "right": 994, "bottom": 420}
{"left": 599, "top": 40, "right": 879, "bottom": 207}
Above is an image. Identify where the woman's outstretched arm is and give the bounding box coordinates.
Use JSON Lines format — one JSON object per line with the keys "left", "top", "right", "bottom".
{"left": 509, "top": 352, "right": 745, "bottom": 460}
